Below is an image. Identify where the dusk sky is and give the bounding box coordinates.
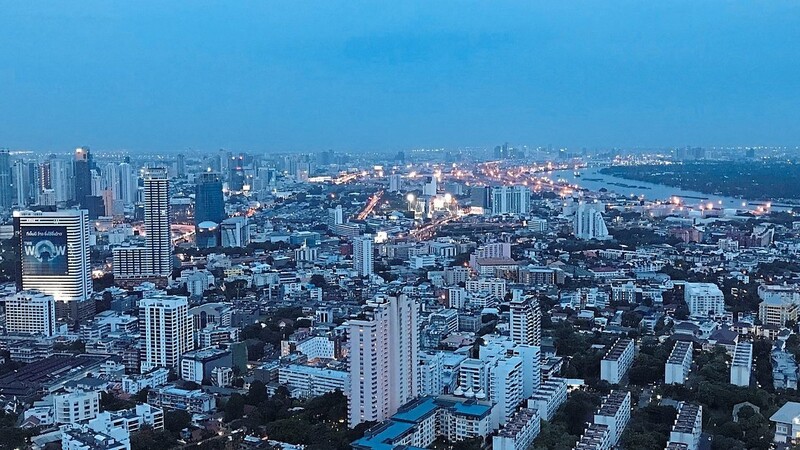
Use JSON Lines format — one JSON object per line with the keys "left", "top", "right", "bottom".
{"left": 1, "top": 1, "right": 799, "bottom": 153}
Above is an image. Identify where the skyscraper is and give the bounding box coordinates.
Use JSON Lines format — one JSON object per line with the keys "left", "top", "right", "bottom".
{"left": 143, "top": 168, "right": 172, "bottom": 277}
{"left": 348, "top": 293, "right": 419, "bottom": 427}
{"left": 0, "top": 150, "right": 12, "bottom": 209}
{"left": 176, "top": 153, "right": 186, "bottom": 177}
{"left": 15, "top": 209, "right": 92, "bottom": 320}
{"left": 352, "top": 235, "right": 374, "bottom": 277}
{"left": 11, "top": 159, "right": 28, "bottom": 207}
{"left": 73, "top": 147, "right": 92, "bottom": 207}
{"left": 194, "top": 172, "right": 225, "bottom": 228}
{"left": 509, "top": 293, "right": 542, "bottom": 347}
{"left": 139, "top": 295, "right": 194, "bottom": 373}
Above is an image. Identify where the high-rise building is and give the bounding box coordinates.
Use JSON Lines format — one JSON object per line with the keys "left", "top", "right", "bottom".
{"left": 573, "top": 202, "right": 610, "bottom": 240}
{"left": 176, "top": 154, "right": 186, "bottom": 177}
{"left": 139, "top": 295, "right": 194, "bottom": 373}
{"left": 491, "top": 186, "right": 530, "bottom": 216}
{"left": 143, "top": 168, "right": 172, "bottom": 277}
{"left": 348, "top": 294, "right": 419, "bottom": 427}
{"left": 3, "top": 290, "right": 57, "bottom": 337}
{"left": 352, "top": 235, "right": 374, "bottom": 277}
{"left": 74, "top": 147, "right": 92, "bottom": 207}
{"left": 50, "top": 158, "right": 72, "bottom": 203}
{"left": 117, "top": 163, "right": 136, "bottom": 205}
{"left": 194, "top": 172, "right": 225, "bottom": 229}
{"left": 423, "top": 176, "right": 437, "bottom": 196}
{"left": 509, "top": 293, "right": 542, "bottom": 347}
{"left": 327, "top": 205, "right": 344, "bottom": 228}
{"left": 0, "top": 150, "right": 12, "bottom": 209}
{"left": 12, "top": 159, "right": 29, "bottom": 207}
{"left": 388, "top": 174, "right": 402, "bottom": 193}
{"left": 15, "top": 209, "right": 92, "bottom": 320}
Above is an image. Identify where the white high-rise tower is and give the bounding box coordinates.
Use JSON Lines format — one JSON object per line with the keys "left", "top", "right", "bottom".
{"left": 139, "top": 295, "right": 194, "bottom": 373}
{"left": 348, "top": 294, "right": 419, "bottom": 427}
{"left": 352, "top": 235, "right": 374, "bottom": 277}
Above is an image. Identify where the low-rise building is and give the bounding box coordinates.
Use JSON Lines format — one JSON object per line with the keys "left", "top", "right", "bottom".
{"left": 771, "top": 401, "right": 800, "bottom": 445}
{"left": 277, "top": 364, "right": 348, "bottom": 398}
{"left": 730, "top": 342, "right": 753, "bottom": 387}
{"left": 593, "top": 390, "right": 631, "bottom": 447}
{"left": 527, "top": 377, "right": 568, "bottom": 421}
{"left": 668, "top": 403, "right": 702, "bottom": 450}
{"left": 492, "top": 408, "right": 540, "bottom": 450}
{"left": 147, "top": 386, "right": 215, "bottom": 414}
{"left": 600, "top": 338, "right": 634, "bottom": 384}
{"left": 665, "top": 341, "right": 693, "bottom": 385}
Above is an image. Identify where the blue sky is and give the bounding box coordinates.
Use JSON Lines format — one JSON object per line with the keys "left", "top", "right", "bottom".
{"left": 1, "top": 1, "right": 799, "bottom": 153}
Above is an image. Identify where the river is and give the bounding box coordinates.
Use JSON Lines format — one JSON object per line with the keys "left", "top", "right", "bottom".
{"left": 548, "top": 167, "right": 793, "bottom": 212}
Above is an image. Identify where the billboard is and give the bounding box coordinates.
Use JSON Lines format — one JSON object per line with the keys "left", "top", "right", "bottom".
{"left": 21, "top": 226, "right": 69, "bottom": 276}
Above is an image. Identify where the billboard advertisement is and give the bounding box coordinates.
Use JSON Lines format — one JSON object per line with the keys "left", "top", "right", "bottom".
{"left": 21, "top": 226, "right": 69, "bottom": 276}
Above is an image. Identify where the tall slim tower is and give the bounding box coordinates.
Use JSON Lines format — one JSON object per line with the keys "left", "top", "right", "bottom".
{"left": 143, "top": 168, "right": 171, "bottom": 277}
{"left": 0, "top": 150, "right": 13, "bottom": 209}
{"left": 352, "top": 235, "right": 374, "bottom": 277}
{"left": 15, "top": 209, "right": 92, "bottom": 320}
{"left": 139, "top": 295, "right": 194, "bottom": 373}
{"left": 509, "top": 294, "right": 542, "bottom": 346}
{"left": 73, "top": 147, "right": 92, "bottom": 207}
{"left": 348, "top": 294, "right": 419, "bottom": 427}
{"left": 11, "top": 159, "right": 28, "bottom": 207}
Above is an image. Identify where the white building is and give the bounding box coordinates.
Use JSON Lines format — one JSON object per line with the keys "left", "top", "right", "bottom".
{"left": 347, "top": 294, "right": 419, "bottom": 427}
{"left": 53, "top": 390, "right": 102, "bottom": 424}
{"left": 220, "top": 216, "right": 249, "bottom": 248}
{"left": 142, "top": 168, "right": 171, "bottom": 277}
{"left": 88, "top": 404, "right": 165, "bottom": 433}
{"left": 509, "top": 294, "right": 541, "bottom": 347}
{"left": 770, "top": 401, "right": 800, "bottom": 445}
{"left": 121, "top": 368, "right": 169, "bottom": 394}
{"left": 573, "top": 202, "right": 610, "bottom": 240}
{"left": 3, "top": 290, "right": 56, "bottom": 337}
{"left": 600, "top": 338, "right": 634, "bottom": 385}
{"left": 665, "top": 341, "right": 693, "bottom": 385}
{"left": 527, "top": 377, "right": 568, "bottom": 421}
{"left": 491, "top": 186, "right": 530, "bottom": 216}
{"left": 493, "top": 408, "right": 540, "bottom": 450}
{"left": 352, "top": 235, "right": 374, "bottom": 277}
{"left": 684, "top": 282, "right": 725, "bottom": 317}
{"left": 573, "top": 423, "right": 611, "bottom": 450}
{"left": 278, "top": 364, "right": 349, "bottom": 399}
{"left": 730, "top": 341, "right": 753, "bottom": 387}
{"left": 61, "top": 423, "right": 130, "bottom": 450}
{"left": 593, "top": 390, "right": 631, "bottom": 447}
{"left": 139, "top": 295, "right": 194, "bottom": 373}
{"left": 668, "top": 403, "right": 703, "bottom": 450}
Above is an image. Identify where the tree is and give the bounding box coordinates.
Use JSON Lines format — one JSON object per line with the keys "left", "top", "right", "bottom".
{"left": 224, "top": 393, "right": 246, "bottom": 422}
{"left": 247, "top": 380, "right": 268, "bottom": 405}
{"left": 309, "top": 274, "right": 327, "bottom": 289}
{"left": 164, "top": 409, "right": 192, "bottom": 433}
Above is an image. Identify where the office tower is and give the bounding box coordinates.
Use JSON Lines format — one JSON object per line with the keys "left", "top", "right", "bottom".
{"left": 348, "top": 294, "right": 419, "bottom": 427}
{"left": 0, "top": 150, "right": 12, "bottom": 209}
{"left": 352, "top": 235, "right": 374, "bottom": 277}
{"left": 4, "top": 290, "right": 57, "bottom": 337}
{"left": 509, "top": 294, "right": 542, "bottom": 347}
{"left": 102, "top": 163, "right": 120, "bottom": 199}
{"left": 143, "top": 168, "right": 172, "bottom": 277}
{"left": 328, "top": 205, "right": 344, "bottom": 227}
{"left": 74, "top": 147, "right": 92, "bottom": 207}
{"left": 176, "top": 153, "right": 186, "bottom": 177}
{"left": 194, "top": 172, "right": 225, "bottom": 228}
{"left": 388, "top": 174, "right": 402, "bottom": 193}
{"left": 39, "top": 161, "right": 52, "bottom": 193}
{"left": 117, "top": 163, "right": 136, "bottom": 205}
{"left": 491, "top": 186, "right": 531, "bottom": 216}
{"left": 12, "top": 160, "right": 27, "bottom": 207}
{"left": 573, "top": 202, "right": 611, "bottom": 240}
{"left": 15, "top": 209, "right": 92, "bottom": 320}
{"left": 139, "top": 295, "right": 194, "bottom": 373}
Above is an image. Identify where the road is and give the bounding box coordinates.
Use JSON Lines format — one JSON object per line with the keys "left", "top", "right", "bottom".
{"left": 356, "top": 190, "right": 383, "bottom": 221}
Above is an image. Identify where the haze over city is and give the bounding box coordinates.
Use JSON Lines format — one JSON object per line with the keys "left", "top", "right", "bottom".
{"left": 1, "top": 1, "right": 800, "bottom": 152}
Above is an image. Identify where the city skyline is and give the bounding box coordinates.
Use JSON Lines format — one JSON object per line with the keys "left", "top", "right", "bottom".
{"left": 1, "top": 2, "right": 799, "bottom": 152}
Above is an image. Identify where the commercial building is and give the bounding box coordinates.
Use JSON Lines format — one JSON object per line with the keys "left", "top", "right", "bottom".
{"left": 600, "top": 338, "right": 634, "bottom": 384}
{"left": 665, "top": 341, "right": 693, "bottom": 385}
{"left": 220, "top": 216, "right": 249, "bottom": 247}
{"left": 180, "top": 347, "right": 232, "bottom": 384}
{"left": 139, "top": 295, "right": 194, "bottom": 373}
{"left": 15, "top": 209, "right": 92, "bottom": 320}
{"left": 3, "top": 290, "right": 56, "bottom": 337}
{"left": 491, "top": 186, "right": 530, "bottom": 216}
{"left": 194, "top": 172, "right": 225, "bottom": 231}
{"left": 348, "top": 294, "right": 419, "bottom": 427}
{"left": 730, "top": 341, "right": 753, "bottom": 387}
